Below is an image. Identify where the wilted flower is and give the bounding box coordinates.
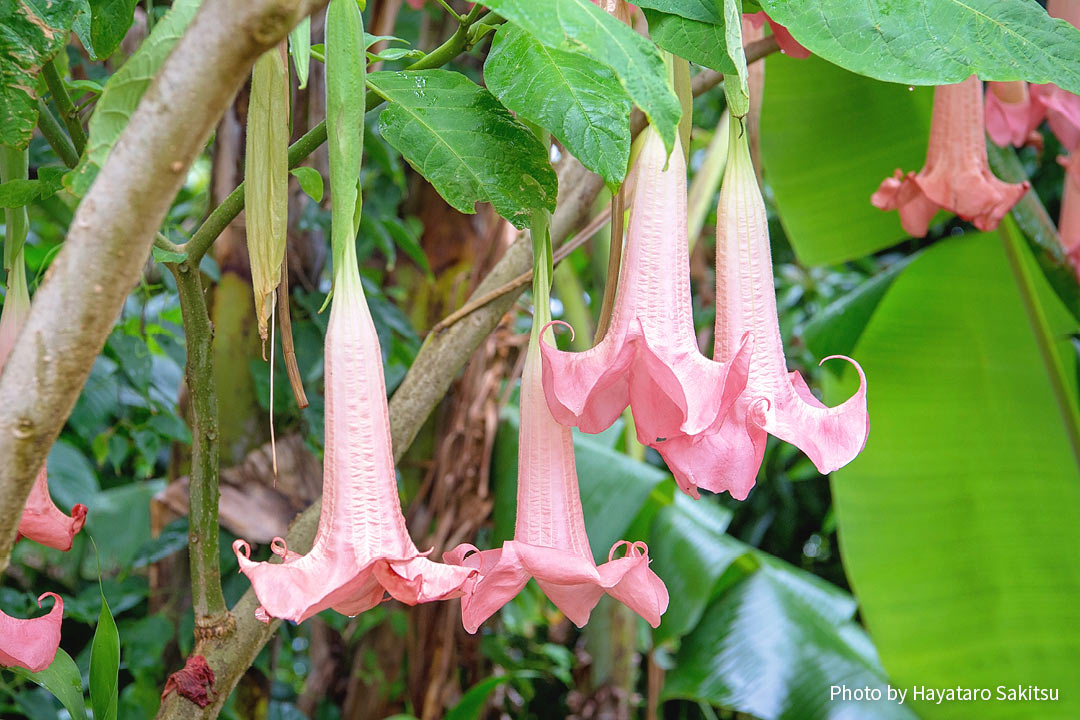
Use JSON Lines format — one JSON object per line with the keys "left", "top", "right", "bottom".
{"left": 445, "top": 323, "right": 668, "bottom": 633}
{"left": 540, "top": 126, "right": 751, "bottom": 447}
{"left": 872, "top": 76, "right": 1029, "bottom": 237}
{"left": 744, "top": 11, "right": 810, "bottom": 59}
{"left": 0, "top": 593, "right": 63, "bottom": 672}
{"left": 655, "top": 119, "right": 869, "bottom": 500}
{"left": 1, "top": 255, "right": 87, "bottom": 551}
{"left": 984, "top": 81, "right": 1044, "bottom": 149}
{"left": 233, "top": 260, "right": 475, "bottom": 623}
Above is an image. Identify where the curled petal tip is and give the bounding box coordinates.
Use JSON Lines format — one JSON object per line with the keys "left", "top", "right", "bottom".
{"left": 541, "top": 319, "right": 575, "bottom": 343}
{"left": 270, "top": 537, "right": 289, "bottom": 558}
{"left": 232, "top": 539, "right": 251, "bottom": 560}
{"left": 36, "top": 592, "right": 62, "bottom": 609}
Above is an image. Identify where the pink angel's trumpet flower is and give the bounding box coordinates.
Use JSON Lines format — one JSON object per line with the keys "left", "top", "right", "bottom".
{"left": 1058, "top": 152, "right": 1080, "bottom": 280}
{"left": 444, "top": 324, "right": 668, "bottom": 633}
{"left": 1, "top": 257, "right": 87, "bottom": 551}
{"left": 540, "top": 126, "right": 752, "bottom": 447}
{"left": 233, "top": 253, "right": 476, "bottom": 623}
{"left": 655, "top": 120, "right": 869, "bottom": 500}
{"left": 743, "top": 11, "right": 810, "bottom": 59}
{"left": 1029, "top": 0, "right": 1080, "bottom": 152}
{"left": 984, "top": 81, "right": 1045, "bottom": 150}
{"left": 872, "top": 76, "right": 1030, "bottom": 237}
{"left": 0, "top": 593, "right": 63, "bottom": 672}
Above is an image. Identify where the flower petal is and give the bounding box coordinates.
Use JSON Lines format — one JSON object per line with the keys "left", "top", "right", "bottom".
{"left": 16, "top": 466, "right": 88, "bottom": 552}
{"left": 0, "top": 593, "right": 63, "bottom": 673}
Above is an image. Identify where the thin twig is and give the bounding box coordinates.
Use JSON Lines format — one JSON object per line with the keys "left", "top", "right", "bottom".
{"left": 429, "top": 205, "right": 611, "bottom": 335}
{"left": 278, "top": 250, "right": 309, "bottom": 409}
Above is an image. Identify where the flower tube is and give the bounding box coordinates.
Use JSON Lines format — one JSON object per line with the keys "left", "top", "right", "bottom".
{"left": 540, "top": 126, "right": 751, "bottom": 447}
{"left": 873, "top": 76, "right": 1029, "bottom": 237}
{"left": 0, "top": 593, "right": 63, "bottom": 672}
{"left": 656, "top": 119, "right": 869, "bottom": 500}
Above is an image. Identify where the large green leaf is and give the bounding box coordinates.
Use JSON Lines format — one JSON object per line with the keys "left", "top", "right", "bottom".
{"left": 760, "top": 0, "right": 1080, "bottom": 93}
{"left": 491, "top": 407, "right": 667, "bottom": 563}
{"left": 827, "top": 233, "right": 1080, "bottom": 718}
{"left": 642, "top": 10, "right": 736, "bottom": 75}
{"left": 11, "top": 649, "right": 88, "bottom": 720}
{"left": 480, "top": 0, "right": 681, "bottom": 153}
{"left": 760, "top": 54, "right": 932, "bottom": 265}
{"left": 368, "top": 70, "right": 558, "bottom": 229}
{"left": 65, "top": 0, "right": 202, "bottom": 196}
{"left": 0, "top": 0, "right": 80, "bottom": 148}
{"left": 88, "top": 0, "right": 137, "bottom": 59}
{"left": 90, "top": 583, "right": 120, "bottom": 720}
{"left": 485, "top": 24, "right": 632, "bottom": 187}
{"left": 635, "top": 0, "right": 722, "bottom": 23}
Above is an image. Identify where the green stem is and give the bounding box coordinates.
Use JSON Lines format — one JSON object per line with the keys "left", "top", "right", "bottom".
{"left": 1000, "top": 215, "right": 1080, "bottom": 473}
{"left": 168, "top": 257, "right": 229, "bottom": 625}
{"left": 182, "top": 8, "right": 491, "bottom": 265}
{"left": 43, "top": 60, "right": 87, "bottom": 155}
{"left": 35, "top": 99, "right": 79, "bottom": 168}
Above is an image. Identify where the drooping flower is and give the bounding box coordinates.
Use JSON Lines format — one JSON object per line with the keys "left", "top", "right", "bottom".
{"left": 445, "top": 320, "right": 668, "bottom": 632}
{"left": 984, "top": 81, "right": 1044, "bottom": 149}
{"left": 232, "top": 254, "right": 476, "bottom": 623}
{"left": 540, "top": 125, "right": 752, "bottom": 448}
{"left": 872, "top": 76, "right": 1030, "bottom": 237}
{"left": 1, "top": 254, "right": 87, "bottom": 551}
{"left": 743, "top": 11, "right": 811, "bottom": 59}
{"left": 0, "top": 593, "right": 63, "bottom": 672}
{"left": 1030, "top": 0, "right": 1080, "bottom": 152}
{"left": 1057, "top": 152, "right": 1080, "bottom": 280}
{"left": 655, "top": 119, "right": 869, "bottom": 500}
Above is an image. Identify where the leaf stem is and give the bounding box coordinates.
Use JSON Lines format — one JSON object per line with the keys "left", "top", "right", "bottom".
{"left": 43, "top": 60, "right": 88, "bottom": 156}
{"left": 1000, "top": 215, "right": 1080, "bottom": 473}
{"left": 35, "top": 100, "right": 79, "bottom": 168}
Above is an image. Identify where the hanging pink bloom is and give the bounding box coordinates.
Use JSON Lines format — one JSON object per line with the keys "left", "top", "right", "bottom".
{"left": 0, "top": 593, "right": 63, "bottom": 672}
{"left": 233, "top": 264, "right": 475, "bottom": 623}
{"left": 540, "top": 126, "right": 752, "bottom": 447}
{"left": 984, "top": 81, "right": 1044, "bottom": 150}
{"left": 1058, "top": 152, "right": 1080, "bottom": 280}
{"left": 744, "top": 12, "right": 810, "bottom": 59}
{"left": 445, "top": 328, "right": 668, "bottom": 633}
{"left": 872, "top": 76, "right": 1030, "bottom": 237}
{"left": 1, "top": 258, "right": 87, "bottom": 551}
{"left": 655, "top": 121, "right": 868, "bottom": 500}
{"left": 1032, "top": 0, "right": 1080, "bottom": 152}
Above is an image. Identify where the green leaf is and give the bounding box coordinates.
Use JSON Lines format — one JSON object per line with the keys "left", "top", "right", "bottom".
{"left": 88, "top": 0, "right": 138, "bottom": 59}
{"left": 446, "top": 672, "right": 540, "bottom": 720}
{"left": 368, "top": 70, "right": 558, "bottom": 229}
{"left": 662, "top": 566, "right": 914, "bottom": 720}
{"left": 0, "top": 0, "right": 79, "bottom": 148}
{"left": 290, "top": 166, "right": 324, "bottom": 203}
{"left": 760, "top": 0, "right": 1080, "bottom": 93}
{"left": 827, "top": 233, "right": 1080, "bottom": 718}
{"left": 289, "top": 16, "right": 311, "bottom": 89}
{"left": 720, "top": 0, "right": 749, "bottom": 116}
{"left": 485, "top": 24, "right": 632, "bottom": 187}
{"left": 760, "top": 54, "right": 932, "bottom": 265}
{"left": 491, "top": 406, "right": 667, "bottom": 562}
{"left": 0, "top": 166, "right": 66, "bottom": 207}
{"left": 642, "top": 11, "right": 736, "bottom": 75}
{"left": 65, "top": 0, "right": 203, "bottom": 197}
{"left": 481, "top": 0, "right": 681, "bottom": 153}
{"left": 635, "top": 0, "right": 722, "bottom": 23}
{"left": 11, "top": 649, "right": 88, "bottom": 720}
{"left": 151, "top": 245, "right": 188, "bottom": 264}
{"left": 90, "top": 583, "right": 120, "bottom": 720}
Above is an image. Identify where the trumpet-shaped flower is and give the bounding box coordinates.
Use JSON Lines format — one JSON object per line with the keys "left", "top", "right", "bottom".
{"left": 1, "top": 257, "right": 87, "bottom": 551}
{"left": 445, "top": 324, "right": 668, "bottom": 633}
{"left": 233, "top": 262, "right": 475, "bottom": 623}
{"left": 1058, "top": 152, "right": 1080, "bottom": 280}
{"left": 1032, "top": 1, "right": 1080, "bottom": 152}
{"left": 655, "top": 120, "right": 869, "bottom": 500}
{"left": 540, "top": 126, "right": 751, "bottom": 447}
{"left": 744, "top": 12, "right": 810, "bottom": 59}
{"left": 0, "top": 593, "right": 63, "bottom": 672}
{"left": 873, "top": 76, "right": 1029, "bottom": 237}
{"left": 984, "top": 81, "right": 1044, "bottom": 149}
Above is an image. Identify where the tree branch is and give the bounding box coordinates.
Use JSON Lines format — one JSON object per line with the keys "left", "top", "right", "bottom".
{"left": 0, "top": 0, "right": 330, "bottom": 573}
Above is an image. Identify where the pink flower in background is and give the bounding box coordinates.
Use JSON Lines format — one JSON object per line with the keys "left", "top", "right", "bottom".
{"left": 445, "top": 327, "right": 668, "bottom": 633}
{"left": 1057, "top": 153, "right": 1080, "bottom": 280}
{"left": 656, "top": 121, "right": 869, "bottom": 500}
{"left": 744, "top": 11, "right": 810, "bottom": 59}
{"left": 540, "top": 126, "right": 751, "bottom": 447}
{"left": 872, "top": 76, "right": 1029, "bottom": 237}
{"left": 233, "top": 265, "right": 475, "bottom": 623}
{"left": 984, "top": 81, "right": 1044, "bottom": 149}
{"left": 1036, "top": 0, "right": 1080, "bottom": 151}
{"left": 1, "top": 257, "right": 87, "bottom": 551}
{"left": 0, "top": 593, "right": 63, "bottom": 672}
